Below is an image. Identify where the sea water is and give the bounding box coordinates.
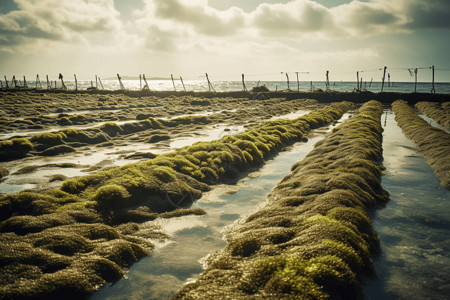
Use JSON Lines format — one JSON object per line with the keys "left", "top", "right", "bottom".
{"left": 363, "top": 110, "right": 450, "bottom": 299}
{"left": 3, "top": 80, "right": 450, "bottom": 94}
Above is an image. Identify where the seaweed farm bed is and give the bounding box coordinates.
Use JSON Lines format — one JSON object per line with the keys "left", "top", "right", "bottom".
{"left": 0, "top": 91, "right": 449, "bottom": 299}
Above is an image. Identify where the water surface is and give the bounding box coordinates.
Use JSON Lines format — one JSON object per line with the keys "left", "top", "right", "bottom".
{"left": 363, "top": 110, "right": 450, "bottom": 299}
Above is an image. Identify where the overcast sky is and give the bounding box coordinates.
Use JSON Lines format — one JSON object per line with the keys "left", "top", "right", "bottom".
{"left": 0, "top": 0, "right": 449, "bottom": 82}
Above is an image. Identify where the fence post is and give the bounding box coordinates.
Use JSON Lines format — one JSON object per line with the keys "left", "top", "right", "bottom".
{"left": 356, "top": 71, "right": 359, "bottom": 91}
{"left": 285, "top": 73, "right": 290, "bottom": 90}
{"left": 117, "top": 74, "right": 125, "bottom": 90}
{"left": 414, "top": 68, "right": 418, "bottom": 93}
{"left": 180, "top": 76, "right": 186, "bottom": 92}
{"left": 74, "top": 74, "right": 78, "bottom": 91}
{"left": 431, "top": 65, "right": 435, "bottom": 93}
{"left": 142, "top": 74, "right": 149, "bottom": 90}
{"left": 296, "top": 72, "right": 299, "bottom": 91}
{"left": 242, "top": 74, "right": 247, "bottom": 91}
{"left": 171, "top": 74, "right": 176, "bottom": 92}
{"left": 326, "top": 70, "right": 330, "bottom": 91}
{"left": 381, "top": 66, "right": 387, "bottom": 92}
{"left": 205, "top": 73, "right": 215, "bottom": 92}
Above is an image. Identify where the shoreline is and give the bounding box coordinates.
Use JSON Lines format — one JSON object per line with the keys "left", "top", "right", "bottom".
{"left": 2, "top": 89, "right": 450, "bottom": 104}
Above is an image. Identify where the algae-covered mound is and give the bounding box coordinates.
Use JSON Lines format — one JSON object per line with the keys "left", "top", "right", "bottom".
{"left": 393, "top": 100, "right": 450, "bottom": 189}
{"left": 173, "top": 100, "right": 388, "bottom": 299}
{"left": 0, "top": 102, "right": 353, "bottom": 299}
{"left": 0, "top": 209, "right": 157, "bottom": 299}
{"left": 415, "top": 101, "right": 450, "bottom": 130}
{"left": 47, "top": 101, "right": 353, "bottom": 222}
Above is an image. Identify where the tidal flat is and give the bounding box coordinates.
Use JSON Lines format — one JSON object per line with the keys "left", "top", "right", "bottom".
{"left": 0, "top": 90, "right": 449, "bottom": 299}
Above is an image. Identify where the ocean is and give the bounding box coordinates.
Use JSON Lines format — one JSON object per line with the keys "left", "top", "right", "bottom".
{"left": 3, "top": 79, "right": 450, "bottom": 94}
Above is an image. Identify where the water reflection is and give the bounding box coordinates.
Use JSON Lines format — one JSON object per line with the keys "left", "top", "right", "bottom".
{"left": 363, "top": 110, "right": 450, "bottom": 299}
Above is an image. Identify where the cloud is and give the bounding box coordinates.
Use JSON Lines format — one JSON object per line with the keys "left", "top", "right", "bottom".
{"left": 252, "top": 1, "right": 336, "bottom": 36}
{"left": 400, "top": 0, "right": 450, "bottom": 29}
{"left": 141, "top": 0, "right": 245, "bottom": 37}
{"left": 249, "top": 0, "right": 450, "bottom": 38}
{"left": 0, "top": 0, "right": 121, "bottom": 52}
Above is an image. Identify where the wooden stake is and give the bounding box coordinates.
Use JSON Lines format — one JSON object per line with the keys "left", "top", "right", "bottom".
{"left": 296, "top": 72, "right": 299, "bottom": 91}
{"left": 95, "top": 75, "right": 98, "bottom": 89}
{"left": 414, "top": 68, "right": 418, "bottom": 93}
{"left": 381, "top": 66, "right": 387, "bottom": 92}
{"left": 46, "top": 75, "right": 51, "bottom": 89}
{"left": 142, "top": 74, "right": 149, "bottom": 90}
{"left": 205, "top": 73, "right": 215, "bottom": 92}
{"left": 98, "top": 77, "right": 104, "bottom": 90}
{"left": 242, "top": 74, "right": 247, "bottom": 92}
{"left": 369, "top": 78, "right": 373, "bottom": 88}
{"left": 139, "top": 74, "right": 142, "bottom": 91}
{"left": 74, "top": 74, "right": 78, "bottom": 91}
{"left": 23, "top": 76, "right": 27, "bottom": 89}
{"left": 326, "top": 71, "right": 330, "bottom": 91}
{"left": 360, "top": 78, "right": 363, "bottom": 91}
{"left": 171, "top": 74, "right": 176, "bottom": 92}
{"left": 356, "top": 71, "right": 360, "bottom": 91}
{"left": 180, "top": 76, "right": 186, "bottom": 92}
{"left": 388, "top": 73, "right": 390, "bottom": 87}
{"left": 36, "top": 75, "right": 41, "bottom": 89}
{"left": 4, "top": 76, "right": 9, "bottom": 89}
{"left": 431, "top": 65, "right": 435, "bottom": 93}
{"left": 117, "top": 74, "right": 125, "bottom": 90}
{"left": 285, "top": 73, "right": 290, "bottom": 90}
{"left": 59, "top": 73, "right": 67, "bottom": 90}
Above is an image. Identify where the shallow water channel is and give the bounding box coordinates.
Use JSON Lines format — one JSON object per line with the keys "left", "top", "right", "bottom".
{"left": 90, "top": 115, "right": 351, "bottom": 300}
{"left": 363, "top": 110, "right": 450, "bottom": 299}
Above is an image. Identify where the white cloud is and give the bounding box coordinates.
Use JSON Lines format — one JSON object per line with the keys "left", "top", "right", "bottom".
{"left": 1, "top": 0, "right": 449, "bottom": 80}
{"left": 251, "top": 1, "right": 336, "bottom": 37}
{"left": 0, "top": 0, "right": 121, "bottom": 52}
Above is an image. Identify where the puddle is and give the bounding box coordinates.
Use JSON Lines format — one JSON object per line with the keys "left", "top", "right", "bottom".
{"left": 269, "top": 109, "right": 310, "bottom": 121}
{"left": 418, "top": 113, "right": 450, "bottom": 133}
{"left": 0, "top": 123, "right": 250, "bottom": 194}
{"left": 90, "top": 113, "right": 351, "bottom": 300}
{"left": 363, "top": 110, "right": 450, "bottom": 299}
{"left": 169, "top": 124, "right": 246, "bottom": 149}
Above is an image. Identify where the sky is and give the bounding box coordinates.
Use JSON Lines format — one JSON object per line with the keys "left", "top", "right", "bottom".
{"left": 0, "top": 0, "right": 449, "bottom": 82}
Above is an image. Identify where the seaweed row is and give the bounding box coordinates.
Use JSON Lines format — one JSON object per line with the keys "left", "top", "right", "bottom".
{"left": 0, "top": 102, "right": 353, "bottom": 224}
{"left": 0, "top": 98, "right": 317, "bottom": 162}
{"left": 415, "top": 101, "right": 450, "bottom": 130}
{"left": 0, "top": 102, "right": 352, "bottom": 299}
{"left": 0, "top": 116, "right": 208, "bottom": 161}
{"left": 393, "top": 100, "right": 450, "bottom": 189}
{"left": 174, "top": 100, "right": 389, "bottom": 299}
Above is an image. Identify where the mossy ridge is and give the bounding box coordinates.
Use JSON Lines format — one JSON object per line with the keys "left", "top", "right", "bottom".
{"left": 393, "top": 100, "right": 450, "bottom": 189}
{"left": 173, "top": 101, "right": 387, "bottom": 299}
{"left": 0, "top": 102, "right": 353, "bottom": 299}
{"left": 415, "top": 101, "right": 450, "bottom": 130}
{"left": 0, "top": 138, "right": 34, "bottom": 161}
{"left": 22, "top": 101, "right": 351, "bottom": 221}
{"left": 0, "top": 221, "right": 154, "bottom": 299}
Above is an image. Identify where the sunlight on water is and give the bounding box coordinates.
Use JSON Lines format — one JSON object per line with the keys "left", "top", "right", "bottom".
{"left": 13, "top": 80, "right": 450, "bottom": 94}
{"left": 363, "top": 110, "right": 450, "bottom": 299}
